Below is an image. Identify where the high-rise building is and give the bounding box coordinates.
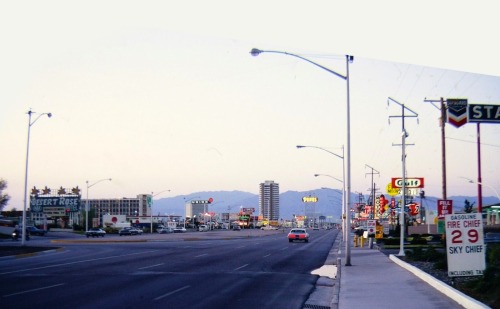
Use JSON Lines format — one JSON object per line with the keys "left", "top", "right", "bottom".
{"left": 259, "top": 180, "right": 280, "bottom": 221}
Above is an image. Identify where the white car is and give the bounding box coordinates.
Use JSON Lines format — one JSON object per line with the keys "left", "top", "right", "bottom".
{"left": 198, "top": 225, "right": 209, "bottom": 232}
{"left": 157, "top": 227, "right": 173, "bottom": 234}
{"left": 173, "top": 227, "right": 187, "bottom": 233}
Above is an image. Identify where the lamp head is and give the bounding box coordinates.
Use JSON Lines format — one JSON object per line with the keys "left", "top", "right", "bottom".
{"left": 314, "top": 174, "right": 320, "bottom": 177}
{"left": 296, "top": 145, "right": 305, "bottom": 149}
{"left": 250, "top": 48, "right": 263, "bottom": 56}
{"left": 47, "top": 113, "right": 52, "bottom": 118}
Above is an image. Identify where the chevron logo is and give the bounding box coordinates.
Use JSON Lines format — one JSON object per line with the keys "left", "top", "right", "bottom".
{"left": 447, "top": 98, "right": 468, "bottom": 128}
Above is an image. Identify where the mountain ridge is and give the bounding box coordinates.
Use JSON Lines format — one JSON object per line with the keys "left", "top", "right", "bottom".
{"left": 153, "top": 189, "right": 499, "bottom": 221}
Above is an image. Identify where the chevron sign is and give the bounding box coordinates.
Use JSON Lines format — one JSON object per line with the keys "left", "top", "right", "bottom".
{"left": 447, "top": 98, "right": 468, "bottom": 128}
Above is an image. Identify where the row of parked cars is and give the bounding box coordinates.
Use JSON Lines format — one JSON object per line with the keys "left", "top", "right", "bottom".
{"left": 157, "top": 227, "right": 187, "bottom": 234}
{"left": 85, "top": 227, "right": 144, "bottom": 237}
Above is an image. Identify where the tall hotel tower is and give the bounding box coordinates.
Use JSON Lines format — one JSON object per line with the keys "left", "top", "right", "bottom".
{"left": 259, "top": 180, "right": 280, "bottom": 221}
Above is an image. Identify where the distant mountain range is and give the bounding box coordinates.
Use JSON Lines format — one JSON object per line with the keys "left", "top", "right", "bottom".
{"left": 153, "top": 189, "right": 500, "bottom": 221}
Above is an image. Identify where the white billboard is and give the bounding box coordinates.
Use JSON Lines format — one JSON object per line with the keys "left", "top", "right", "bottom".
{"left": 445, "top": 213, "right": 485, "bottom": 277}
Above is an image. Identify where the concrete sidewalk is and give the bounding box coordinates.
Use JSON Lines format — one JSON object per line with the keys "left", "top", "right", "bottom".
{"left": 338, "top": 246, "right": 490, "bottom": 309}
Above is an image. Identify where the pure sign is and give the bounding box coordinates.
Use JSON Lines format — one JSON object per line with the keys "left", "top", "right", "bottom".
{"left": 445, "top": 213, "right": 485, "bottom": 277}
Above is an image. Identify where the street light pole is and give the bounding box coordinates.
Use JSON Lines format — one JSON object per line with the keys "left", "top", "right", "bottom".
{"left": 150, "top": 189, "right": 171, "bottom": 233}
{"left": 315, "top": 173, "right": 344, "bottom": 238}
{"left": 298, "top": 144, "right": 348, "bottom": 262}
{"left": 22, "top": 109, "right": 52, "bottom": 246}
{"left": 85, "top": 178, "right": 112, "bottom": 232}
{"left": 298, "top": 145, "right": 345, "bottom": 222}
{"left": 252, "top": 48, "right": 353, "bottom": 265}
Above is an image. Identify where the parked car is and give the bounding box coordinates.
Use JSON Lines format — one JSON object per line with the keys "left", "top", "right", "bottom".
{"left": 173, "top": 227, "right": 187, "bottom": 233}
{"left": 260, "top": 226, "right": 278, "bottom": 230}
{"left": 85, "top": 228, "right": 106, "bottom": 238}
{"left": 131, "top": 227, "right": 143, "bottom": 235}
{"left": 232, "top": 226, "right": 241, "bottom": 231}
{"left": 287, "top": 228, "right": 309, "bottom": 243}
{"left": 25, "top": 226, "right": 47, "bottom": 236}
{"left": 157, "top": 227, "right": 173, "bottom": 234}
{"left": 198, "top": 225, "right": 209, "bottom": 232}
{"left": 119, "top": 227, "right": 136, "bottom": 236}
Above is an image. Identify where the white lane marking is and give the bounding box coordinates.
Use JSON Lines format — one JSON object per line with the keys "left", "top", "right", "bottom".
{"left": 281, "top": 247, "right": 288, "bottom": 250}
{"left": 234, "top": 264, "right": 248, "bottom": 271}
{"left": 154, "top": 285, "right": 191, "bottom": 301}
{"left": 0, "top": 250, "right": 158, "bottom": 275}
{"left": 138, "top": 263, "right": 164, "bottom": 270}
{"left": 235, "top": 246, "right": 246, "bottom": 249}
{"left": 263, "top": 254, "right": 271, "bottom": 258}
{"left": 195, "top": 253, "right": 208, "bottom": 258}
{"left": 3, "top": 283, "right": 65, "bottom": 297}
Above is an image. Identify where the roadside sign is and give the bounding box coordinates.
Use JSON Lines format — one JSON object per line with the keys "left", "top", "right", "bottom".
{"left": 386, "top": 183, "right": 399, "bottom": 196}
{"left": 391, "top": 177, "right": 424, "bottom": 188}
{"left": 367, "top": 220, "right": 376, "bottom": 236}
{"left": 437, "top": 200, "right": 453, "bottom": 219}
{"left": 445, "top": 213, "right": 485, "bottom": 277}
{"left": 375, "top": 225, "right": 384, "bottom": 239}
{"left": 302, "top": 196, "right": 318, "bottom": 203}
{"left": 468, "top": 104, "right": 500, "bottom": 124}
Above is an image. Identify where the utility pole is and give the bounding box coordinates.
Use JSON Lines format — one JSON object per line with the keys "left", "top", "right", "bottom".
{"left": 423, "top": 97, "right": 447, "bottom": 200}
{"left": 388, "top": 97, "right": 418, "bottom": 256}
{"left": 365, "top": 164, "right": 380, "bottom": 220}
{"left": 365, "top": 165, "right": 379, "bottom": 249}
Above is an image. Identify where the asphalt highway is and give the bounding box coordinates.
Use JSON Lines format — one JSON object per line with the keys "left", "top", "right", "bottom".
{"left": 0, "top": 228, "right": 339, "bottom": 309}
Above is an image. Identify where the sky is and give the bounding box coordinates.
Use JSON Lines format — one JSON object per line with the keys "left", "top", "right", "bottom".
{"left": 1, "top": 0, "right": 499, "bottom": 210}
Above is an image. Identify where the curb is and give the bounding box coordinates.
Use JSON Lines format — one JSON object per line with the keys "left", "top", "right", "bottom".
{"left": 0, "top": 247, "right": 65, "bottom": 261}
{"left": 389, "top": 254, "right": 491, "bottom": 309}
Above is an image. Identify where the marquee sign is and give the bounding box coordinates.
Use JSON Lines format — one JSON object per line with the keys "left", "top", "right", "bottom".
{"left": 30, "top": 186, "right": 81, "bottom": 213}
{"left": 302, "top": 196, "right": 318, "bottom": 203}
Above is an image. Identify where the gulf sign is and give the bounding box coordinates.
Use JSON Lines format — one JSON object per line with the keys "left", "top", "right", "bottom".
{"left": 391, "top": 177, "right": 424, "bottom": 188}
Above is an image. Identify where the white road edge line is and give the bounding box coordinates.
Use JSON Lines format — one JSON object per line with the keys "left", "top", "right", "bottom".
{"left": 263, "top": 254, "right": 271, "bottom": 258}
{"left": 195, "top": 253, "right": 208, "bottom": 258}
{"left": 3, "top": 283, "right": 66, "bottom": 297}
{"left": 234, "top": 264, "right": 249, "bottom": 271}
{"left": 0, "top": 250, "right": 158, "bottom": 275}
{"left": 138, "top": 263, "right": 164, "bottom": 270}
{"left": 154, "top": 285, "right": 191, "bottom": 301}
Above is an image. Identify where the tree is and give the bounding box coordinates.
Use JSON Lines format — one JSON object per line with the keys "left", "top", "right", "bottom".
{"left": 463, "top": 199, "right": 475, "bottom": 213}
{"left": 0, "top": 179, "right": 10, "bottom": 212}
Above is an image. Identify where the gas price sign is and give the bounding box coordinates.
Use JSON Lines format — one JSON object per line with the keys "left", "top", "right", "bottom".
{"left": 445, "top": 213, "right": 485, "bottom": 277}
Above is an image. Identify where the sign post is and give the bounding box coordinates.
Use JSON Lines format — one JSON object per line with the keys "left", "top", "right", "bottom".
{"left": 445, "top": 213, "right": 485, "bottom": 277}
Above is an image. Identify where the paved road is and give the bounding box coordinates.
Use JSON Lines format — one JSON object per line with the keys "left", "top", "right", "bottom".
{"left": 0, "top": 228, "right": 339, "bottom": 309}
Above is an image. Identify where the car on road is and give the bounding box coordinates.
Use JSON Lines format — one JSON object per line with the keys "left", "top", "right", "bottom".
{"left": 287, "top": 228, "right": 309, "bottom": 243}
{"left": 232, "top": 226, "right": 241, "bottom": 231}
{"left": 198, "top": 225, "right": 209, "bottom": 232}
{"left": 173, "top": 227, "right": 187, "bottom": 233}
{"left": 85, "top": 228, "right": 106, "bottom": 238}
{"left": 25, "top": 226, "right": 48, "bottom": 236}
{"left": 119, "top": 227, "right": 138, "bottom": 236}
{"left": 260, "top": 225, "right": 278, "bottom": 230}
{"left": 157, "top": 227, "right": 173, "bottom": 234}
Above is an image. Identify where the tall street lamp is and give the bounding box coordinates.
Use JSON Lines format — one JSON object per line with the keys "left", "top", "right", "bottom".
{"left": 85, "top": 178, "right": 112, "bottom": 232}
{"left": 297, "top": 145, "right": 347, "bottom": 245}
{"left": 315, "top": 174, "right": 345, "bottom": 235}
{"left": 22, "top": 109, "right": 52, "bottom": 245}
{"left": 461, "top": 177, "right": 500, "bottom": 202}
{"left": 252, "top": 48, "right": 353, "bottom": 266}
{"left": 150, "top": 190, "right": 171, "bottom": 233}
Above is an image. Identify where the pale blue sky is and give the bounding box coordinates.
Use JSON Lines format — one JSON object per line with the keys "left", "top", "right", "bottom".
{"left": 1, "top": 0, "right": 499, "bottom": 210}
